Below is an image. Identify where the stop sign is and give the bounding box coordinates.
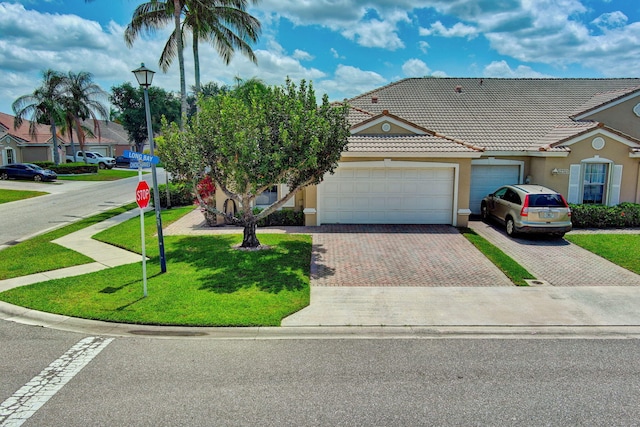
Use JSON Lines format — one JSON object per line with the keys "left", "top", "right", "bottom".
{"left": 136, "top": 180, "right": 151, "bottom": 208}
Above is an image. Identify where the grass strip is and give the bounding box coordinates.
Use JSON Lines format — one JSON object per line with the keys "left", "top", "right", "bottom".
{"left": 459, "top": 227, "right": 534, "bottom": 286}
{"left": 0, "top": 203, "right": 138, "bottom": 279}
{"left": 565, "top": 233, "right": 640, "bottom": 275}
{"left": 0, "top": 189, "right": 48, "bottom": 204}
{"left": 57, "top": 168, "right": 141, "bottom": 181}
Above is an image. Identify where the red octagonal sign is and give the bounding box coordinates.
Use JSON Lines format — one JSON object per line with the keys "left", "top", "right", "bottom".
{"left": 136, "top": 180, "right": 151, "bottom": 208}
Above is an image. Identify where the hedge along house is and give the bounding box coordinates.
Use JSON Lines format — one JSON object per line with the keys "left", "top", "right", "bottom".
{"left": 278, "top": 78, "right": 639, "bottom": 228}
{"left": 0, "top": 112, "right": 132, "bottom": 164}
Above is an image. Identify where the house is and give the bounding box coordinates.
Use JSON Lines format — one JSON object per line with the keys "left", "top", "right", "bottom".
{"left": 0, "top": 112, "right": 133, "bottom": 164}
{"left": 274, "top": 77, "right": 640, "bottom": 227}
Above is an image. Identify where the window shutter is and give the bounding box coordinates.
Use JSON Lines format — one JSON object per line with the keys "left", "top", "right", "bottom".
{"left": 280, "top": 184, "right": 295, "bottom": 207}
{"left": 567, "top": 164, "right": 581, "bottom": 204}
{"left": 609, "top": 165, "right": 623, "bottom": 206}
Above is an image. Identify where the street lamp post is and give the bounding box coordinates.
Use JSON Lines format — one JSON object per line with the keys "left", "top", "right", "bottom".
{"left": 132, "top": 63, "right": 167, "bottom": 273}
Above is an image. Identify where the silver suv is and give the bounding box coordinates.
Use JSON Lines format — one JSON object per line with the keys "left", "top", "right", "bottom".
{"left": 481, "top": 184, "right": 572, "bottom": 237}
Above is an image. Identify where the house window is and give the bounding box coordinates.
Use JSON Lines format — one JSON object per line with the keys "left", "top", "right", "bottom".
{"left": 582, "top": 163, "right": 607, "bottom": 204}
{"left": 6, "top": 148, "right": 15, "bottom": 164}
{"left": 256, "top": 186, "right": 278, "bottom": 206}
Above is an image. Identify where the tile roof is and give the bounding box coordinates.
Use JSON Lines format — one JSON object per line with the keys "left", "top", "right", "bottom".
{"left": 0, "top": 111, "right": 54, "bottom": 143}
{"left": 571, "top": 86, "right": 640, "bottom": 118}
{"left": 0, "top": 112, "right": 130, "bottom": 145}
{"left": 348, "top": 78, "right": 640, "bottom": 151}
{"left": 534, "top": 122, "right": 601, "bottom": 150}
{"left": 347, "top": 134, "right": 479, "bottom": 153}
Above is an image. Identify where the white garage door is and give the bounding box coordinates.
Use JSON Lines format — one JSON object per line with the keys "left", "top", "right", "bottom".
{"left": 469, "top": 165, "right": 520, "bottom": 214}
{"left": 319, "top": 167, "right": 454, "bottom": 224}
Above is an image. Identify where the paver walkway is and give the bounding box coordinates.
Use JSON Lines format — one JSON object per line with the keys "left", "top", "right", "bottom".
{"left": 165, "top": 210, "right": 513, "bottom": 287}
{"left": 470, "top": 220, "right": 640, "bottom": 287}
{"left": 310, "top": 225, "right": 513, "bottom": 287}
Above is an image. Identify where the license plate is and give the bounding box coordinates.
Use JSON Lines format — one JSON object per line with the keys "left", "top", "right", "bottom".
{"left": 539, "top": 211, "right": 555, "bottom": 219}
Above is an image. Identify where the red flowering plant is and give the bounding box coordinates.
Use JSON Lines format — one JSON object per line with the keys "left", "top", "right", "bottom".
{"left": 194, "top": 175, "right": 216, "bottom": 226}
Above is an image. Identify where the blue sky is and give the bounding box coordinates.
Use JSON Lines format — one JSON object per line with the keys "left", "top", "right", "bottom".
{"left": 1, "top": 0, "right": 639, "bottom": 114}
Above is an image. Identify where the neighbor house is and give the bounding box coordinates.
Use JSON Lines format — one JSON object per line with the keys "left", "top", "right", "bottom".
{"left": 218, "top": 77, "right": 640, "bottom": 228}
{"left": 0, "top": 112, "right": 132, "bottom": 164}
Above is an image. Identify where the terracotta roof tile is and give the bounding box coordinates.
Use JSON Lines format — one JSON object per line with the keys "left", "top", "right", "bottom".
{"left": 347, "top": 134, "right": 479, "bottom": 153}
{"left": 348, "top": 78, "right": 640, "bottom": 151}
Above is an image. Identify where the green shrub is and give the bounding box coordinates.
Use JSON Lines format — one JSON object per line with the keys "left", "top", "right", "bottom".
{"left": 50, "top": 163, "right": 98, "bottom": 174}
{"left": 153, "top": 181, "right": 195, "bottom": 208}
{"left": 570, "top": 203, "right": 640, "bottom": 228}
{"left": 33, "top": 161, "right": 55, "bottom": 169}
{"left": 234, "top": 207, "right": 304, "bottom": 227}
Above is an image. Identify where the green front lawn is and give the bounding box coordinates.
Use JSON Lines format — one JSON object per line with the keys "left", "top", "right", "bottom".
{"left": 58, "top": 168, "right": 141, "bottom": 181}
{"left": 565, "top": 233, "right": 640, "bottom": 275}
{"left": 0, "top": 204, "right": 137, "bottom": 279}
{"left": 0, "top": 206, "right": 312, "bottom": 326}
{"left": 0, "top": 189, "right": 48, "bottom": 204}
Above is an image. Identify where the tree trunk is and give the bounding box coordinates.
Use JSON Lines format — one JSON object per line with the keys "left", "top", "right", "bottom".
{"left": 174, "top": 0, "right": 187, "bottom": 123}
{"left": 241, "top": 222, "right": 261, "bottom": 248}
{"left": 49, "top": 119, "right": 60, "bottom": 165}
{"left": 193, "top": 33, "right": 200, "bottom": 95}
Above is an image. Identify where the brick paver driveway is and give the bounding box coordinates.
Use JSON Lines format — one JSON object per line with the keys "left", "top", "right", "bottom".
{"left": 470, "top": 220, "right": 640, "bottom": 286}
{"left": 311, "top": 225, "right": 513, "bottom": 287}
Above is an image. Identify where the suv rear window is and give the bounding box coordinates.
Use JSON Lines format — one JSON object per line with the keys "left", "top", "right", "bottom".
{"left": 528, "top": 194, "right": 566, "bottom": 207}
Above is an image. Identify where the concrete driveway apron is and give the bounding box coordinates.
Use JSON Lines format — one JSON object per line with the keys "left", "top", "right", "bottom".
{"left": 310, "top": 224, "right": 513, "bottom": 287}
{"left": 469, "top": 220, "right": 640, "bottom": 286}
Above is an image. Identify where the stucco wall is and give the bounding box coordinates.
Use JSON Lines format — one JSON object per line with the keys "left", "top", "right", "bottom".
{"left": 355, "top": 121, "right": 416, "bottom": 135}
{"left": 585, "top": 97, "right": 640, "bottom": 140}
{"left": 532, "top": 133, "right": 640, "bottom": 203}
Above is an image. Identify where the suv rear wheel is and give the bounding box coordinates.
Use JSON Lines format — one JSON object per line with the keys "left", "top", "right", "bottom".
{"left": 505, "top": 217, "right": 517, "bottom": 237}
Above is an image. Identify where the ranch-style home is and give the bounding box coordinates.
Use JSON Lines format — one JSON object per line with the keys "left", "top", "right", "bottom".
{"left": 0, "top": 112, "right": 132, "bottom": 164}
{"left": 262, "top": 77, "right": 640, "bottom": 228}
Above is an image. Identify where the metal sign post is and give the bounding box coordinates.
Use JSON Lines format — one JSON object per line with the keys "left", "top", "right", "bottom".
{"left": 135, "top": 169, "right": 151, "bottom": 297}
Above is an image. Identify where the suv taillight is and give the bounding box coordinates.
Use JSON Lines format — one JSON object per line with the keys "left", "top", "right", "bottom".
{"left": 560, "top": 195, "right": 572, "bottom": 217}
{"left": 520, "top": 195, "right": 530, "bottom": 217}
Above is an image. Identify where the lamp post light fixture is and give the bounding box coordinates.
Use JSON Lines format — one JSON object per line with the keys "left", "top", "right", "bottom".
{"left": 132, "top": 63, "right": 167, "bottom": 273}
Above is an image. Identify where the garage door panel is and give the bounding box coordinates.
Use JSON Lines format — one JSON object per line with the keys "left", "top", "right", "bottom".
{"left": 320, "top": 166, "right": 455, "bottom": 224}
{"left": 469, "top": 165, "right": 520, "bottom": 214}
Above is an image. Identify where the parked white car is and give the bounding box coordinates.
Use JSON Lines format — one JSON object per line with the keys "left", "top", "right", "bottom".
{"left": 66, "top": 151, "right": 116, "bottom": 169}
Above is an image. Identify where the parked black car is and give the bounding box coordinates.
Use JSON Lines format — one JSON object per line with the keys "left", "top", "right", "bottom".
{"left": 0, "top": 163, "right": 57, "bottom": 182}
{"left": 115, "top": 156, "right": 131, "bottom": 167}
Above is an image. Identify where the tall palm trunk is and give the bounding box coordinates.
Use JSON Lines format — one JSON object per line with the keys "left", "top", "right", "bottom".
{"left": 174, "top": 0, "right": 187, "bottom": 123}
{"left": 66, "top": 118, "right": 78, "bottom": 162}
{"left": 49, "top": 118, "right": 61, "bottom": 165}
{"left": 193, "top": 31, "right": 201, "bottom": 94}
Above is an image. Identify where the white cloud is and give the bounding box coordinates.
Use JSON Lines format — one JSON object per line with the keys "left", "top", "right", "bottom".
{"left": 259, "top": 1, "right": 415, "bottom": 51}
{"left": 293, "top": 49, "right": 314, "bottom": 61}
{"left": 419, "top": 21, "right": 478, "bottom": 39}
{"left": 402, "top": 59, "right": 431, "bottom": 77}
{"left": 483, "top": 60, "right": 552, "bottom": 78}
{"left": 592, "top": 11, "right": 628, "bottom": 30}
{"left": 418, "top": 41, "right": 430, "bottom": 54}
{"left": 317, "top": 64, "right": 387, "bottom": 101}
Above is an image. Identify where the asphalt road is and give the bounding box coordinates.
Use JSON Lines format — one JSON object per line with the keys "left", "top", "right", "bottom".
{"left": 0, "top": 169, "right": 168, "bottom": 249}
{"left": 1, "top": 320, "right": 639, "bottom": 426}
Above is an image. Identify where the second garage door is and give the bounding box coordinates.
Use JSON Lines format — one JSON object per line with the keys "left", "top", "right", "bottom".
{"left": 469, "top": 165, "right": 521, "bottom": 214}
{"left": 319, "top": 166, "right": 454, "bottom": 224}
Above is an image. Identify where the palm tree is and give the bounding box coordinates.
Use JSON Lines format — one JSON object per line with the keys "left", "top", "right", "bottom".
{"left": 60, "top": 71, "right": 109, "bottom": 163}
{"left": 125, "top": 0, "right": 261, "bottom": 118}
{"left": 12, "top": 70, "right": 66, "bottom": 165}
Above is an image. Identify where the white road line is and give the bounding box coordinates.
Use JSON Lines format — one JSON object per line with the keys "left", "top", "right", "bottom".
{"left": 0, "top": 336, "right": 113, "bottom": 427}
